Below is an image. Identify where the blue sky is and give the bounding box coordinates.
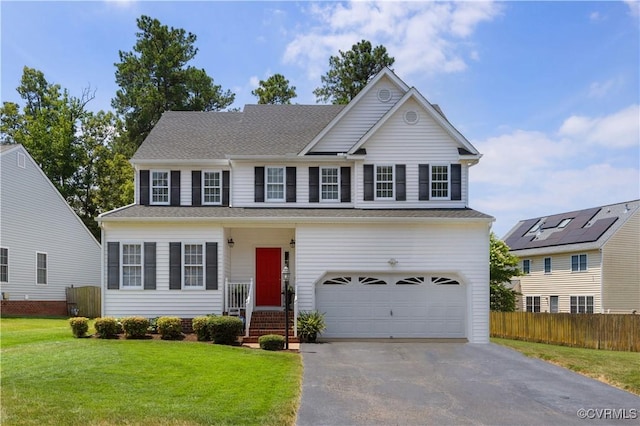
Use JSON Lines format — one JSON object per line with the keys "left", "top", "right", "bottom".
{"left": 2, "top": 1, "right": 639, "bottom": 237}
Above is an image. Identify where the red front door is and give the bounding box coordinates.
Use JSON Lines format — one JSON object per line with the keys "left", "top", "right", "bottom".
{"left": 256, "top": 248, "right": 282, "bottom": 306}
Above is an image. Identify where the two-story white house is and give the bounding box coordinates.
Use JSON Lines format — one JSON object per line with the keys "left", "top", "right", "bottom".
{"left": 97, "top": 68, "right": 493, "bottom": 343}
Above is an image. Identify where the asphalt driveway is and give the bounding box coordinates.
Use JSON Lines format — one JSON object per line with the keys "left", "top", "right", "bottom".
{"left": 297, "top": 342, "right": 640, "bottom": 425}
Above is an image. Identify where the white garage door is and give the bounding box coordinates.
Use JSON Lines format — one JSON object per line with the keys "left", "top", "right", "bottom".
{"left": 316, "top": 275, "right": 466, "bottom": 338}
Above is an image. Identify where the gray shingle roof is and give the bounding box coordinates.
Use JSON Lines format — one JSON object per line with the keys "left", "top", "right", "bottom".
{"left": 503, "top": 200, "right": 640, "bottom": 255}
{"left": 132, "top": 104, "right": 346, "bottom": 161}
{"left": 99, "top": 205, "right": 493, "bottom": 222}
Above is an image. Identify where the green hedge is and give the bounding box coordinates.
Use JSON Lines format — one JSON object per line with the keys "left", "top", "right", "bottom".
{"left": 208, "top": 316, "right": 243, "bottom": 345}
{"left": 94, "top": 317, "right": 121, "bottom": 338}
{"left": 192, "top": 315, "right": 216, "bottom": 341}
{"left": 69, "top": 317, "right": 89, "bottom": 338}
{"left": 157, "top": 316, "right": 183, "bottom": 340}
{"left": 259, "top": 334, "right": 285, "bottom": 351}
{"left": 120, "top": 316, "right": 149, "bottom": 339}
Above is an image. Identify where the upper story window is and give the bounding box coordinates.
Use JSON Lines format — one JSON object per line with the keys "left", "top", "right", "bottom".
{"left": 36, "top": 252, "right": 47, "bottom": 285}
{"left": 522, "top": 259, "right": 531, "bottom": 275}
{"left": 266, "top": 167, "right": 285, "bottom": 201}
{"left": 0, "top": 248, "right": 7, "bottom": 283}
{"left": 544, "top": 257, "right": 552, "bottom": 274}
{"left": 183, "top": 244, "right": 204, "bottom": 288}
{"left": 571, "top": 254, "right": 587, "bottom": 272}
{"left": 431, "top": 165, "right": 449, "bottom": 199}
{"left": 203, "top": 171, "right": 221, "bottom": 205}
{"left": 321, "top": 167, "right": 339, "bottom": 201}
{"left": 375, "top": 165, "right": 394, "bottom": 199}
{"left": 122, "top": 244, "right": 142, "bottom": 288}
{"left": 151, "top": 170, "right": 170, "bottom": 205}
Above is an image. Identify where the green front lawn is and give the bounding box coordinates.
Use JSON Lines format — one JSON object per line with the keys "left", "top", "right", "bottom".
{"left": 492, "top": 337, "right": 640, "bottom": 396}
{"left": 1, "top": 317, "right": 302, "bottom": 425}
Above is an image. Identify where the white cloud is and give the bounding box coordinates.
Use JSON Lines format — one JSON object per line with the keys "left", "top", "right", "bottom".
{"left": 624, "top": 0, "right": 640, "bottom": 17}
{"left": 284, "top": 1, "right": 501, "bottom": 80}
{"left": 559, "top": 104, "right": 640, "bottom": 148}
{"left": 589, "top": 11, "right": 602, "bottom": 21}
{"left": 588, "top": 79, "right": 616, "bottom": 98}
{"left": 249, "top": 76, "right": 260, "bottom": 89}
{"left": 471, "top": 105, "right": 640, "bottom": 236}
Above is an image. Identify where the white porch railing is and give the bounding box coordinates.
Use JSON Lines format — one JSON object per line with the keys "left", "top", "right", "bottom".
{"left": 293, "top": 284, "right": 299, "bottom": 337}
{"left": 225, "top": 278, "right": 253, "bottom": 321}
{"left": 245, "top": 280, "right": 254, "bottom": 337}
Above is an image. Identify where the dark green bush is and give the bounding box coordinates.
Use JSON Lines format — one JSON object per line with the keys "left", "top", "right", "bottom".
{"left": 207, "top": 316, "right": 243, "bottom": 345}
{"left": 297, "top": 310, "right": 326, "bottom": 343}
{"left": 192, "top": 315, "right": 216, "bottom": 341}
{"left": 120, "top": 316, "right": 149, "bottom": 339}
{"left": 157, "top": 316, "right": 183, "bottom": 340}
{"left": 94, "top": 317, "right": 121, "bottom": 338}
{"left": 259, "top": 334, "right": 285, "bottom": 351}
{"left": 69, "top": 317, "right": 89, "bottom": 338}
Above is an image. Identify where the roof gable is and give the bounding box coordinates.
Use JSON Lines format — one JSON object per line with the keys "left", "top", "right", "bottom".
{"left": 299, "top": 68, "right": 410, "bottom": 155}
{"left": 346, "top": 88, "right": 480, "bottom": 157}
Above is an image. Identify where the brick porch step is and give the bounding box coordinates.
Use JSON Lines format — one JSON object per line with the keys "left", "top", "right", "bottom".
{"left": 245, "top": 310, "right": 298, "bottom": 344}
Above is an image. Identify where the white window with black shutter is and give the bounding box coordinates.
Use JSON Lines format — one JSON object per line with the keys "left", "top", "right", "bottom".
{"left": 203, "top": 171, "right": 221, "bottom": 205}
{"left": 419, "top": 164, "right": 461, "bottom": 201}
{"left": 139, "top": 169, "right": 180, "bottom": 206}
{"left": 107, "top": 242, "right": 156, "bottom": 290}
{"left": 375, "top": 165, "right": 394, "bottom": 199}
{"left": 150, "top": 170, "right": 170, "bottom": 205}
{"left": 193, "top": 170, "right": 229, "bottom": 206}
{"left": 310, "top": 166, "right": 351, "bottom": 203}
{"left": 169, "top": 242, "right": 218, "bottom": 290}
{"left": 363, "top": 165, "right": 405, "bottom": 201}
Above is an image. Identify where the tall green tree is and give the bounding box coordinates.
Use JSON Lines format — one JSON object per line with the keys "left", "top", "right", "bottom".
{"left": 251, "top": 73, "right": 297, "bottom": 104}
{"left": 313, "top": 40, "right": 395, "bottom": 104}
{"left": 0, "top": 67, "right": 84, "bottom": 200}
{"left": 113, "top": 15, "right": 235, "bottom": 152}
{"left": 489, "top": 233, "right": 522, "bottom": 312}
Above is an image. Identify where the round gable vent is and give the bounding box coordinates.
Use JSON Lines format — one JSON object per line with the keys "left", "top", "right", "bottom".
{"left": 377, "top": 88, "right": 392, "bottom": 103}
{"left": 404, "top": 110, "right": 419, "bottom": 124}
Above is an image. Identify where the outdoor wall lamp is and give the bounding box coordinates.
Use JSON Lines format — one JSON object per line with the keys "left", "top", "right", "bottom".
{"left": 290, "top": 238, "right": 296, "bottom": 248}
{"left": 388, "top": 258, "right": 398, "bottom": 266}
{"left": 227, "top": 238, "right": 235, "bottom": 248}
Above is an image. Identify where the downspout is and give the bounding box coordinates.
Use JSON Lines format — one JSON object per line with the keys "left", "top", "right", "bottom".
{"left": 100, "top": 223, "right": 105, "bottom": 317}
{"left": 599, "top": 248, "right": 604, "bottom": 314}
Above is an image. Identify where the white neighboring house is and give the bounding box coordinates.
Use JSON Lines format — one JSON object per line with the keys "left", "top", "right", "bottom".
{"left": 97, "top": 68, "right": 494, "bottom": 343}
{"left": 503, "top": 200, "right": 640, "bottom": 314}
{"left": 0, "top": 144, "right": 101, "bottom": 315}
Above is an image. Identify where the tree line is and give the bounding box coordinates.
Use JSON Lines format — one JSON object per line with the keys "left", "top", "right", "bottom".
{"left": 0, "top": 15, "right": 393, "bottom": 240}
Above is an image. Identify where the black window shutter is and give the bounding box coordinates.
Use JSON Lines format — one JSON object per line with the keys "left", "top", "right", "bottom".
{"left": 286, "top": 167, "right": 296, "bottom": 202}
{"left": 451, "top": 164, "right": 462, "bottom": 201}
{"left": 363, "top": 164, "right": 374, "bottom": 201}
{"left": 171, "top": 170, "right": 180, "bottom": 206}
{"left": 206, "top": 242, "right": 218, "bottom": 290}
{"left": 192, "top": 171, "right": 201, "bottom": 206}
{"left": 107, "top": 242, "right": 120, "bottom": 289}
{"left": 144, "top": 242, "right": 156, "bottom": 290}
{"left": 169, "top": 242, "right": 181, "bottom": 290}
{"left": 139, "top": 170, "right": 150, "bottom": 205}
{"left": 419, "top": 164, "right": 430, "bottom": 200}
{"left": 254, "top": 167, "right": 265, "bottom": 202}
{"left": 395, "top": 165, "right": 406, "bottom": 201}
{"left": 309, "top": 167, "right": 319, "bottom": 203}
{"left": 340, "top": 167, "right": 351, "bottom": 203}
{"left": 222, "top": 171, "right": 230, "bottom": 206}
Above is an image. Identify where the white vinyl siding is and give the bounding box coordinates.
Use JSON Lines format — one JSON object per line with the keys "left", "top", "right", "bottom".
{"left": 0, "top": 248, "right": 7, "bottom": 282}
{"left": 203, "top": 171, "right": 221, "bottom": 205}
{"left": 516, "top": 250, "right": 602, "bottom": 313}
{"left": 151, "top": 170, "right": 170, "bottom": 205}
{"left": 102, "top": 223, "right": 223, "bottom": 318}
{"left": 321, "top": 167, "right": 339, "bottom": 201}
{"left": 375, "top": 165, "right": 394, "bottom": 199}
{"left": 0, "top": 146, "right": 100, "bottom": 302}
{"left": 36, "top": 252, "right": 47, "bottom": 285}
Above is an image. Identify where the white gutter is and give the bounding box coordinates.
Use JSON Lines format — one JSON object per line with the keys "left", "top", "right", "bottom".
{"left": 131, "top": 159, "right": 232, "bottom": 167}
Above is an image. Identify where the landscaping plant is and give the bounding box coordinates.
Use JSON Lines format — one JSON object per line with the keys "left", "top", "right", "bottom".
{"left": 192, "top": 315, "right": 216, "bottom": 341}
{"left": 120, "top": 316, "right": 149, "bottom": 339}
{"left": 259, "top": 334, "right": 285, "bottom": 351}
{"left": 207, "top": 316, "right": 243, "bottom": 345}
{"left": 157, "top": 316, "right": 183, "bottom": 340}
{"left": 297, "top": 310, "right": 326, "bottom": 343}
{"left": 94, "top": 317, "right": 121, "bottom": 338}
{"left": 69, "top": 317, "right": 89, "bottom": 338}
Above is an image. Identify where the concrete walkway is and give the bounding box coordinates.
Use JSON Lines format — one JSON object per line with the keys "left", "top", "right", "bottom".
{"left": 297, "top": 342, "right": 639, "bottom": 425}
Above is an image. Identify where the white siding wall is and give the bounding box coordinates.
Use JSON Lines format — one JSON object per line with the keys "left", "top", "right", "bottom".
{"left": 0, "top": 146, "right": 101, "bottom": 301}
{"left": 294, "top": 222, "right": 490, "bottom": 343}
{"left": 518, "top": 250, "right": 602, "bottom": 313}
{"left": 102, "top": 223, "right": 223, "bottom": 317}
{"left": 311, "top": 77, "right": 405, "bottom": 153}
{"left": 602, "top": 210, "right": 640, "bottom": 313}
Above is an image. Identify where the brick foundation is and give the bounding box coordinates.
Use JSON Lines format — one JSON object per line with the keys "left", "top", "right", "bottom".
{"left": 180, "top": 318, "right": 193, "bottom": 334}
{"left": 1, "top": 300, "right": 68, "bottom": 316}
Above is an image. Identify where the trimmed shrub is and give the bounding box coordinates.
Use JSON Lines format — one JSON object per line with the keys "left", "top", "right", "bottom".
{"left": 259, "top": 334, "right": 285, "bottom": 351}
{"left": 157, "top": 316, "right": 183, "bottom": 340}
{"left": 148, "top": 317, "right": 159, "bottom": 334}
{"left": 94, "top": 317, "right": 121, "bottom": 338}
{"left": 297, "top": 310, "right": 326, "bottom": 343}
{"left": 120, "top": 316, "right": 149, "bottom": 339}
{"left": 192, "top": 315, "right": 216, "bottom": 341}
{"left": 208, "top": 316, "right": 243, "bottom": 345}
{"left": 69, "top": 317, "right": 89, "bottom": 338}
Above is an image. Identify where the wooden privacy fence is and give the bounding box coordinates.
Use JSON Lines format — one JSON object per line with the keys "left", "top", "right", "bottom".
{"left": 490, "top": 312, "right": 639, "bottom": 352}
{"left": 65, "top": 286, "right": 101, "bottom": 318}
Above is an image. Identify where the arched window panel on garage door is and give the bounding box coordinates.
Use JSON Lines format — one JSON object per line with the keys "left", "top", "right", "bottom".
{"left": 322, "top": 276, "right": 351, "bottom": 285}
{"left": 431, "top": 277, "right": 460, "bottom": 285}
{"left": 359, "top": 276, "right": 387, "bottom": 285}
{"left": 396, "top": 276, "right": 425, "bottom": 285}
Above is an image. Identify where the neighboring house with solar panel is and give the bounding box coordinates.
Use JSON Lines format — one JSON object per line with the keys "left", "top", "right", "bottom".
{"left": 503, "top": 200, "right": 640, "bottom": 314}
{"left": 97, "top": 68, "right": 494, "bottom": 343}
{"left": 0, "top": 144, "right": 101, "bottom": 316}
